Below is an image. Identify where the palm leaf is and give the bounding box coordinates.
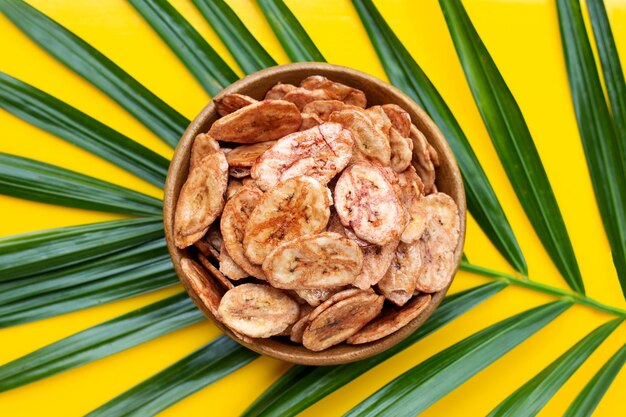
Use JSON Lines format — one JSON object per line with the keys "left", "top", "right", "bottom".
{"left": 488, "top": 317, "right": 623, "bottom": 416}
{"left": 191, "top": 0, "right": 277, "bottom": 74}
{"left": 0, "top": 292, "right": 203, "bottom": 391}
{"left": 557, "top": 0, "right": 626, "bottom": 297}
{"left": 0, "top": 153, "right": 162, "bottom": 215}
{"left": 0, "top": 239, "right": 178, "bottom": 327}
{"left": 0, "top": 72, "right": 169, "bottom": 187}
{"left": 345, "top": 300, "right": 572, "bottom": 417}
{"left": 87, "top": 336, "right": 257, "bottom": 417}
{"left": 352, "top": 0, "right": 526, "bottom": 274}
{"left": 439, "top": 0, "right": 583, "bottom": 293}
{"left": 0, "top": 217, "right": 163, "bottom": 281}
{"left": 128, "top": 0, "right": 238, "bottom": 96}
{"left": 0, "top": 0, "right": 188, "bottom": 146}
{"left": 564, "top": 343, "right": 626, "bottom": 417}
{"left": 256, "top": 0, "right": 325, "bottom": 62}
{"left": 242, "top": 281, "right": 507, "bottom": 417}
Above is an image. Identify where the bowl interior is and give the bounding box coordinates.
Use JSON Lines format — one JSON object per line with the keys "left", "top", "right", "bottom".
{"left": 164, "top": 62, "right": 466, "bottom": 365}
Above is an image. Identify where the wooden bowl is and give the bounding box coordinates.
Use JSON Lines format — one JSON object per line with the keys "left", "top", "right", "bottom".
{"left": 164, "top": 62, "right": 466, "bottom": 365}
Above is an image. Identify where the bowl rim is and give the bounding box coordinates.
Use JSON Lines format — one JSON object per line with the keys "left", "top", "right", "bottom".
{"left": 163, "top": 62, "right": 466, "bottom": 366}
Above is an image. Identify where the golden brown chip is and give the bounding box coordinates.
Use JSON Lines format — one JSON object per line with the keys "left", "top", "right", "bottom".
{"left": 329, "top": 109, "right": 391, "bottom": 166}
{"left": 299, "top": 113, "right": 323, "bottom": 130}
{"left": 409, "top": 125, "right": 436, "bottom": 194}
{"left": 226, "top": 179, "right": 243, "bottom": 200}
{"left": 353, "top": 239, "right": 399, "bottom": 289}
{"left": 347, "top": 294, "right": 431, "bottom": 344}
{"left": 389, "top": 128, "right": 413, "bottom": 172}
{"left": 220, "top": 185, "right": 266, "bottom": 279}
{"left": 180, "top": 258, "right": 225, "bottom": 317}
{"left": 265, "top": 83, "right": 297, "bottom": 100}
{"left": 193, "top": 236, "right": 216, "bottom": 258}
{"left": 198, "top": 254, "right": 234, "bottom": 290}
{"left": 300, "top": 75, "right": 367, "bottom": 108}
{"left": 302, "top": 292, "right": 384, "bottom": 351}
{"left": 302, "top": 100, "right": 355, "bottom": 121}
{"left": 282, "top": 88, "right": 334, "bottom": 110}
{"left": 176, "top": 228, "right": 208, "bottom": 250}
{"left": 428, "top": 142, "right": 440, "bottom": 167}
{"left": 289, "top": 309, "right": 313, "bottom": 343}
{"left": 190, "top": 133, "right": 220, "bottom": 171}
{"left": 242, "top": 177, "right": 258, "bottom": 188}
{"left": 229, "top": 167, "right": 251, "bottom": 178}
{"left": 214, "top": 93, "right": 258, "bottom": 117}
{"left": 366, "top": 106, "right": 393, "bottom": 136}
{"left": 226, "top": 141, "right": 276, "bottom": 168}
{"left": 251, "top": 123, "right": 353, "bottom": 191}
{"left": 334, "top": 161, "right": 408, "bottom": 245}
{"left": 217, "top": 283, "right": 300, "bottom": 338}
{"left": 208, "top": 100, "right": 302, "bottom": 144}
{"left": 278, "top": 304, "right": 314, "bottom": 337}
{"left": 174, "top": 152, "right": 228, "bottom": 248}
{"left": 378, "top": 241, "right": 422, "bottom": 306}
{"left": 398, "top": 167, "right": 428, "bottom": 244}
{"left": 263, "top": 232, "right": 363, "bottom": 289}
{"left": 415, "top": 193, "right": 461, "bottom": 293}
{"left": 327, "top": 211, "right": 371, "bottom": 247}
{"left": 382, "top": 104, "right": 411, "bottom": 137}
{"left": 219, "top": 243, "right": 248, "bottom": 280}
{"left": 295, "top": 288, "right": 339, "bottom": 307}
{"left": 244, "top": 176, "right": 332, "bottom": 264}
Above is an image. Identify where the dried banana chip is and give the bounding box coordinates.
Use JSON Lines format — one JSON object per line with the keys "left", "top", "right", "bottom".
{"left": 265, "top": 83, "right": 297, "bottom": 100}
{"left": 208, "top": 100, "right": 302, "bottom": 143}
{"left": 176, "top": 228, "right": 208, "bottom": 250}
{"left": 226, "top": 141, "right": 276, "bottom": 168}
{"left": 198, "top": 254, "right": 234, "bottom": 290}
{"left": 263, "top": 232, "right": 363, "bottom": 289}
{"left": 190, "top": 133, "right": 220, "bottom": 171}
{"left": 220, "top": 185, "right": 266, "bottom": 279}
{"left": 302, "top": 291, "right": 384, "bottom": 351}
{"left": 366, "top": 106, "right": 392, "bottom": 136}
{"left": 244, "top": 176, "right": 332, "bottom": 264}
{"left": 282, "top": 87, "right": 335, "bottom": 110}
{"left": 389, "top": 128, "right": 413, "bottom": 172}
{"left": 218, "top": 283, "right": 300, "bottom": 338}
{"left": 181, "top": 258, "right": 224, "bottom": 317}
{"left": 174, "top": 152, "right": 228, "bottom": 248}
{"left": 398, "top": 167, "right": 428, "bottom": 243}
{"left": 290, "top": 309, "right": 313, "bottom": 343}
{"left": 300, "top": 76, "right": 367, "bottom": 108}
{"left": 382, "top": 104, "right": 411, "bottom": 137}
{"left": 214, "top": 93, "right": 257, "bottom": 117}
{"left": 353, "top": 239, "right": 399, "bottom": 289}
{"left": 409, "top": 125, "right": 436, "bottom": 194}
{"left": 347, "top": 294, "right": 431, "bottom": 344}
{"left": 229, "top": 167, "right": 251, "bottom": 178}
{"left": 219, "top": 242, "right": 248, "bottom": 280}
{"left": 334, "top": 161, "right": 408, "bottom": 245}
{"left": 299, "top": 113, "right": 323, "bottom": 130}
{"left": 302, "top": 100, "right": 355, "bottom": 121}
{"left": 428, "top": 142, "right": 440, "bottom": 167}
{"left": 378, "top": 241, "right": 422, "bottom": 306}
{"left": 193, "top": 236, "right": 219, "bottom": 260}
{"left": 295, "top": 288, "right": 338, "bottom": 307}
{"left": 327, "top": 211, "right": 371, "bottom": 247}
{"left": 415, "top": 193, "right": 460, "bottom": 293}
{"left": 278, "top": 304, "right": 314, "bottom": 337}
{"left": 251, "top": 123, "right": 353, "bottom": 191}
{"left": 329, "top": 109, "right": 391, "bottom": 166}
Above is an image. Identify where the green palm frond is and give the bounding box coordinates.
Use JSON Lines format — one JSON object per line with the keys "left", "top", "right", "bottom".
{"left": 0, "top": 72, "right": 169, "bottom": 187}
{"left": 351, "top": 0, "right": 526, "bottom": 274}
{"left": 256, "top": 0, "right": 325, "bottom": 62}
{"left": 0, "top": 153, "right": 162, "bottom": 215}
{"left": 241, "top": 282, "right": 506, "bottom": 417}
{"left": 438, "top": 0, "right": 583, "bottom": 293}
{"left": 345, "top": 301, "right": 572, "bottom": 417}
{"left": 191, "top": 0, "right": 277, "bottom": 74}
{"left": 87, "top": 336, "right": 257, "bottom": 417}
{"left": 488, "top": 317, "right": 623, "bottom": 416}
{"left": 128, "top": 0, "right": 238, "bottom": 96}
{"left": 557, "top": 0, "right": 626, "bottom": 298}
{"left": 0, "top": 0, "right": 188, "bottom": 146}
{"left": 564, "top": 343, "right": 626, "bottom": 417}
{"left": 0, "top": 293, "right": 203, "bottom": 392}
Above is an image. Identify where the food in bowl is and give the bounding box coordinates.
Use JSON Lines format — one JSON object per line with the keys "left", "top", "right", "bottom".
{"left": 174, "top": 76, "right": 460, "bottom": 351}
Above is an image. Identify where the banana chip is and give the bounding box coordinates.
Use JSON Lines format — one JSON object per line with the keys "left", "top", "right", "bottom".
{"left": 283, "top": 88, "right": 335, "bottom": 110}
{"left": 208, "top": 100, "right": 302, "bottom": 143}
{"left": 398, "top": 167, "right": 429, "bottom": 244}
{"left": 382, "top": 104, "right": 411, "bottom": 137}
{"left": 181, "top": 258, "right": 224, "bottom": 317}
{"left": 347, "top": 294, "right": 431, "bottom": 344}
{"left": 244, "top": 177, "right": 332, "bottom": 264}
{"left": 334, "top": 161, "right": 408, "bottom": 245}
{"left": 302, "top": 100, "right": 356, "bottom": 121}
{"left": 329, "top": 109, "right": 391, "bottom": 166}
{"left": 378, "top": 241, "right": 422, "bottom": 306}
{"left": 226, "top": 179, "right": 243, "bottom": 200}
{"left": 251, "top": 123, "right": 353, "bottom": 191}
{"left": 366, "top": 106, "right": 392, "bottom": 136}
{"left": 198, "top": 254, "right": 234, "bottom": 290}
{"left": 302, "top": 291, "right": 384, "bottom": 351}
{"left": 174, "top": 152, "right": 228, "bottom": 248}
{"left": 214, "top": 93, "right": 257, "bottom": 117}
{"left": 409, "top": 125, "right": 436, "bottom": 194}
{"left": 229, "top": 167, "right": 251, "bottom": 178}
{"left": 327, "top": 211, "right": 371, "bottom": 247}
{"left": 415, "top": 193, "right": 461, "bottom": 293}
{"left": 353, "top": 240, "right": 399, "bottom": 289}
{"left": 265, "top": 83, "right": 297, "bottom": 100}
{"left": 300, "top": 76, "right": 367, "bottom": 108}
{"left": 295, "top": 288, "right": 339, "bottom": 307}
{"left": 226, "top": 141, "right": 276, "bottom": 167}
{"left": 300, "top": 113, "right": 323, "bottom": 130}
{"left": 219, "top": 243, "right": 248, "bottom": 280}
{"left": 190, "top": 133, "right": 220, "bottom": 171}
{"left": 263, "top": 232, "right": 363, "bottom": 289}
{"left": 389, "top": 128, "right": 413, "bottom": 172}
{"left": 220, "top": 185, "right": 266, "bottom": 279}
{"left": 218, "top": 283, "right": 300, "bottom": 338}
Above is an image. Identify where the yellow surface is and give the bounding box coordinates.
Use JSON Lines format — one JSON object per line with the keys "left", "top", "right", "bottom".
{"left": 0, "top": 0, "right": 625, "bottom": 415}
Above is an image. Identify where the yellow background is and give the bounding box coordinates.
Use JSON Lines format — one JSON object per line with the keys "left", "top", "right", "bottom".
{"left": 1, "top": 0, "right": 625, "bottom": 415}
